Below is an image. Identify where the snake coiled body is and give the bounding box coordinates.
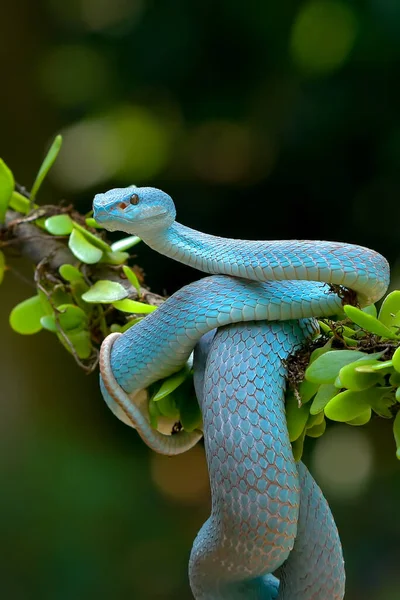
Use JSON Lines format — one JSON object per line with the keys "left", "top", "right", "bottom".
{"left": 93, "top": 186, "right": 390, "bottom": 599}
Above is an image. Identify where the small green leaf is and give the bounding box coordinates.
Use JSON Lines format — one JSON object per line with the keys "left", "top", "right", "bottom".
{"left": 362, "top": 304, "right": 377, "bottom": 317}
{"left": 59, "top": 264, "right": 83, "bottom": 282}
{"left": 100, "top": 251, "right": 129, "bottom": 265}
{"left": 339, "top": 357, "right": 385, "bottom": 391}
{"left": 291, "top": 430, "right": 306, "bottom": 462}
{"left": 148, "top": 397, "right": 161, "bottom": 429}
{"left": 153, "top": 367, "right": 191, "bottom": 402}
{"left": 44, "top": 214, "right": 73, "bottom": 235}
{"left": 156, "top": 393, "right": 180, "bottom": 419}
{"left": 392, "top": 347, "right": 400, "bottom": 373}
{"left": 58, "top": 328, "right": 92, "bottom": 359}
{"left": 0, "top": 159, "right": 14, "bottom": 223}
{"left": 82, "top": 280, "right": 128, "bottom": 303}
{"left": 56, "top": 304, "right": 88, "bottom": 330}
{"left": 306, "top": 418, "right": 326, "bottom": 438}
{"left": 310, "top": 383, "right": 338, "bottom": 414}
{"left": 177, "top": 388, "right": 203, "bottom": 431}
{"left": 394, "top": 412, "right": 400, "bottom": 460}
{"left": 9, "top": 191, "right": 32, "bottom": 214}
{"left": 122, "top": 265, "right": 141, "bottom": 293}
{"left": 40, "top": 315, "right": 57, "bottom": 332}
{"left": 72, "top": 222, "right": 110, "bottom": 252}
{"left": 344, "top": 305, "right": 399, "bottom": 339}
{"left": 297, "top": 379, "right": 319, "bottom": 404}
{"left": 324, "top": 389, "right": 370, "bottom": 422}
{"left": 0, "top": 250, "right": 5, "bottom": 285}
{"left": 396, "top": 387, "right": 400, "bottom": 402}
{"left": 286, "top": 392, "right": 310, "bottom": 442}
{"left": 355, "top": 360, "right": 393, "bottom": 373}
{"left": 111, "top": 235, "right": 141, "bottom": 252}
{"left": 30, "top": 135, "right": 62, "bottom": 200}
{"left": 68, "top": 228, "right": 103, "bottom": 264}
{"left": 325, "top": 387, "right": 394, "bottom": 422}
{"left": 85, "top": 217, "right": 103, "bottom": 229}
{"left": 112, "top": 299, "right": 157, "bottom": 313}
{"left": 9, "top": 295, "right": 45, "bottom": 334}
{"left": 305, "top": 350, "right": 367, "bottom": 384}
{"left": 346, "top": 408, "right": 372, "bottom": 426}
{"left": 378, "top": 291, "right": 400, "bottom": 327}
{"left": 389, "top": 370, "right": 400, "bottom": 386}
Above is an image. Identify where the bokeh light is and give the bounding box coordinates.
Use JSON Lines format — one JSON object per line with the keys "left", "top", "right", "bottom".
{"left": 290, "top": 1, "right": 358, "bottom": 74}
{"left": 312, "top": 425, "right": 373, "bottom": 499}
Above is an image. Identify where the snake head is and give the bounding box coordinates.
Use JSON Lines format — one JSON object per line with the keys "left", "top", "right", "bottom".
{"left": 93, "top": 186, "right": 176, "bottom": 235}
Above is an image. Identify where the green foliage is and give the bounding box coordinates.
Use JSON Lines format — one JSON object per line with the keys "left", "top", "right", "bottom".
{"left": 0, "top": 159, "right": 14, "bottom": 223}
{"left": 288, "top": 290, "right": 400, "bottom": 461}
{"left": 2, "top": 141, "right": 400, "bottom": 453}
{"left": 30, "top": 135, "right": 62, "bottom": 201}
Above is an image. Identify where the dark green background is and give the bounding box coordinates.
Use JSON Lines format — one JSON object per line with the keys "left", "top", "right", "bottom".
{"left": 1, "top": 1, "right": 399, "bottom": 598}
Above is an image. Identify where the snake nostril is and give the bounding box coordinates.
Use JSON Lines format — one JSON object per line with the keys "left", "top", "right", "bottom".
{"left": 118, "top": 202, "right": 128, "bottom": 210}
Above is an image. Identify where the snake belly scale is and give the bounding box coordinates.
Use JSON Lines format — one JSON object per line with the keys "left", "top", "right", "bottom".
{"left": 93, "top": 186, "right": 390, "bottom": 599}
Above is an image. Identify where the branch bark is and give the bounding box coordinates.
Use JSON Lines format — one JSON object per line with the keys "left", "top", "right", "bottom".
{"left": 1, "top": 208, "right": 165, "bottom": 307}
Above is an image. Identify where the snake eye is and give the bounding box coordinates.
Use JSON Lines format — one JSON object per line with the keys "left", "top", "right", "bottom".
{"left": 130, "top": 193, "right": 140, "bottom": 206}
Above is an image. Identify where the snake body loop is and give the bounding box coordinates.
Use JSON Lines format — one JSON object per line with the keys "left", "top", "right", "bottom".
{"left": 93, "top": 186, "right": 390, "bottom": 599}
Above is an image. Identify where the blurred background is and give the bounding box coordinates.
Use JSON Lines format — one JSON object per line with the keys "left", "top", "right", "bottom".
{"left": 1, "top": 1, "right": 400, "bottom": 598}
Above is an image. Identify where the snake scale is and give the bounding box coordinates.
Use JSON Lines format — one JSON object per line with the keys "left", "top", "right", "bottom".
{"left": 93, "top": 186, "right": 390, "bottom": 599}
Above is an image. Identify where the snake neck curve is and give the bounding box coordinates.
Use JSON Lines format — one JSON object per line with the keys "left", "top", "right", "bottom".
{"left": 141, "top": 221, "right": 389, "bottom": 306}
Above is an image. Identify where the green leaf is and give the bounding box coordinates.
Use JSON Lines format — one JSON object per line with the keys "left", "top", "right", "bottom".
{"left": 111, "top": 235, "right": 141, "bottom": 252}
{"left": 306, "top": 418, "right": 326, "bottom": 438}
{"left": 392, "top": 347, "right": 400, "bottom": 374}
{"left": 344, "top": 305, "right": 399, "bottom": 340}
{"left": 68, "top": 228, "right": 103, "bottom": 264}
{"left": 9, "top": 190, "right": 33, "bottom": 214}
{"left": 56, "top": 304, "right": 88, "bottom": 330}
{"left": 325, "top": 387, "right": 394, "bottom": 422}
{"left": 339, "top": 357, "right": 385, "bottom": 391}
{"left": 40, "top": 315, "right": 57, "bottom": 332}
{"left": 0, "top": 159, "right": 14, "bottom": 223}
{"left": 85, "top": 217, "right": 103, "bottom": 229}
{"left": 179, "top": 388, "right": 203, "bottom": 431}
{"left": 346, "top": 408, "right": 372, "bottom": 426}
{"left": 30, "top": 135, "right": 62, "bottom": 200}
{"left": 156, "top": 393, "right": 180, "bottom": 419}
{"left": 9, "top": 295, "right": 45, "bottom": 334}
{"left": 100, "top": 250, "right": 130, "bottom": 265}
{"left": 148, "top": 397, "right": 161, "bottom": 429}
{"left": 305, "top": 350, "right": 367, "bottom": 384}
{"left": 122, "top": 265, "right": 141, "bottom": 293}
{"left": 58, "top": 328, "right": 92, "bottom": 360}
{"left": 286, "top": 392, "right": 310, "bottom": 442}
{"left": 368, "top": 391, "right": 395, "bottom": 418}
{"left": 291, "top": 430, "right": 306, "bottom": 462}
{"left": 362, "top": 304, "right": 377, "bottom": 317}
{"left": 393, "top": 412, "right": 400, "bottom": 460}
{"left": 389, "top": 370, "right": 400, "bottom": 386}
{"left": 396, "top": 387, "right": 400, "bottom": 402}
{"left": 112, "top": 299, "right": 157, "bottom": 313}
{"left": 72, "top": 222, "right": 110, "bottom": 252}
{"left": 153, "top": 367, "right": 191, "bottom": 402}
{"left": 310, "top": 383, "right": 338, "bottom": 414}
{"left": 0, "top": 250, "right": 5, "bottom": 284}
{"left": 324, "top": 389, "right": 370, "bottom": 422}
{"left": 297, "top": 379, "right": 319, "bottom": 404}
{"left": 59, "top": 264, "right": 83, "bottom": 282}
{"left": 378, "top": 291, "right": 400, "bottom": 327}
{"left": 44, "top": 214, "right": 73, "bottom": 235}
{"left": 355, "top": 360, "right": 392, "bottom": 373}
{"left": 82, "top": 280, "right": 128, "bottom": 303}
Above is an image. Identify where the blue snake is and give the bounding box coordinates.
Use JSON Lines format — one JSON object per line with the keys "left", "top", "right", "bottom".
{"left": 93, "top": 186, "right": 390, "bottom": 599}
